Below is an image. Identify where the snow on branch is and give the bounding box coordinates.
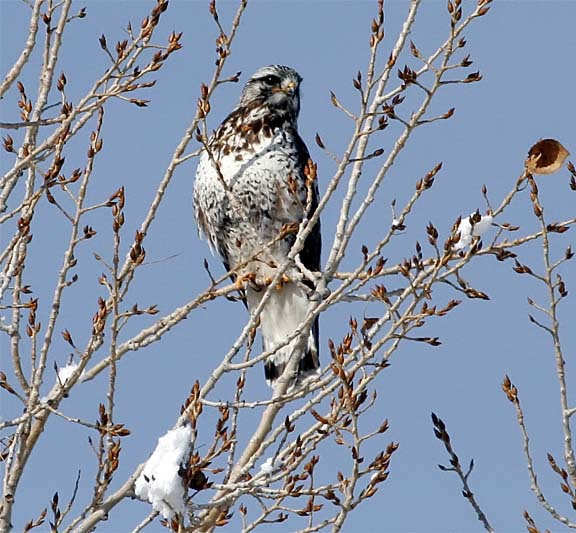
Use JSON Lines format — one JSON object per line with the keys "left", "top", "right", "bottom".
{"left": 134, "top": 425, "right": 193, "bottom": 520}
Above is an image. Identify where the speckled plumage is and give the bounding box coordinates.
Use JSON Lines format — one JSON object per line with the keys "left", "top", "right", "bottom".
{"left": 193, "top": 65, "right": 321, "bottom": 388}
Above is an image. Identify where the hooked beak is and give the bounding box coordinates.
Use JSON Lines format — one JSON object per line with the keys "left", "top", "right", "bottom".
{"left": 284, "top": 80, "right": 296, "bottom": 95}
{"left": 272, "top": 80, "right": 297, "bottom": 96}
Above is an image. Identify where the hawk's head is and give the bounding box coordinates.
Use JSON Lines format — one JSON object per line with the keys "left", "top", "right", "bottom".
{"left": 237, "top": 65, "right": 302, "bottom": 120}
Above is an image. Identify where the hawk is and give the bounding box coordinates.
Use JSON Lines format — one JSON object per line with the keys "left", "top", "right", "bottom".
{"left": 193, "top": 65, "right": 321, "bottom": 389}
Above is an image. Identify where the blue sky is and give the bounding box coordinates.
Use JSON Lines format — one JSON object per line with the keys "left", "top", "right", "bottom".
{"left": 1, "top": 1, "right": 576, "bottom": 531}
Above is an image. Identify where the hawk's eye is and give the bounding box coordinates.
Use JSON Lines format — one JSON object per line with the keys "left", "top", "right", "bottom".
{"left": 261, "top": 75, "right": 280, "bottom": 86}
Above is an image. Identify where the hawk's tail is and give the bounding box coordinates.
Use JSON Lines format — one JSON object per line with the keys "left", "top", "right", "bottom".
{"left": 246, "top": 283, "right": 320, "bottom": 390}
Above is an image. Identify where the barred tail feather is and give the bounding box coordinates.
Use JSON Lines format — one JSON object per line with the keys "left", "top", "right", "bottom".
{"left": 246, "top": 283, "right": 319, "bottom": 389}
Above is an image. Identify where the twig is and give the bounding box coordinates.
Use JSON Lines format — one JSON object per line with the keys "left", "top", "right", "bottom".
{"left": 431, "top": 413, "right": 494, "bottom": 532}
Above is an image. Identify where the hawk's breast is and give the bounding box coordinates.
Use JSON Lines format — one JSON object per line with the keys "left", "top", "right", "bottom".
{"left": 194, "top": 120, "right": 307, "bottom": 278}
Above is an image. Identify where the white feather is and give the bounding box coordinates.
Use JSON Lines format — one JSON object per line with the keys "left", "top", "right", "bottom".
{"left": 246, "top": 282, "right": 316, "bottom": 386}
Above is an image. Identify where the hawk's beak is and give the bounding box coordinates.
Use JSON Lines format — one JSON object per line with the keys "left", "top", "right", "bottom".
{"left": 272, "top": 81, "right": 296, "bottom": 96}
{"left": 284, "top": 81, "right": 296, "bottom": 95}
